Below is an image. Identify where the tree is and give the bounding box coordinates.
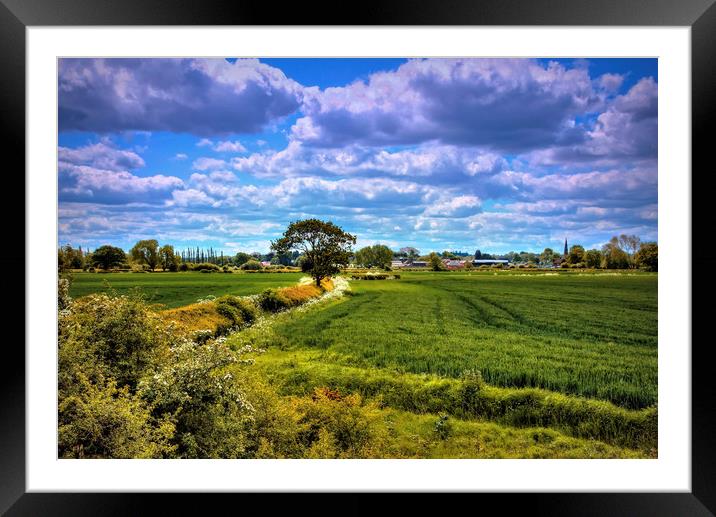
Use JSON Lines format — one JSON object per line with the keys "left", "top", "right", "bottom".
{"left": 566, "top": 245, "right": 586, "bottom": 265}
{"left": 635, "top": 242, "right": 658, "bottom": 271}
{"left": 539, "top": 248, "right": 554, "bottom": 266}
{"left": 428, "top": 252, "right": 446, "bottom": 271}
{"left": 474, "top": 249, "right": 482, "bottom": 260}
{"left": 233, "top": 252, "right": 252, "bottom": 267}
{"left": 58, "top": 244, "right": 86, "bottom": 271}
{"left": 618, "top": 234, "right": 641, "bottom": 267}
{"left": 91, "top": 245, "right": 127, "bottom": 270}
{"left": 240, "top": 260, "right": 262, "bottom": 271}
{"left": 271, "top": 219, "right": 356, "bottom": 286}
{"left": 159, "top": 245, "right": 180, "bottom": 271}
{"left": 400, "top": 247, "right": 420, "bottom": 260}
{"left": 585, "top": 249, "right": 602, "bottom": 268}
{"left": 130, "top": 239, "right": 159, "bottom": 270}
{"left": 601, "top": 239, "right": 630, "bottom": 269}
{"left": 355, "top": 244, "right": 393, "bottom": 269}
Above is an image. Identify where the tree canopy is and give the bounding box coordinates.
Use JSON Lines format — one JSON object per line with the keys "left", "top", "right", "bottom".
{"left": 271, "top": 219, "right": 356, "bottom": 286}
{"left": 91, "top": 245, "right": 126, "bottom": 270}
{"left": 130, "top": 239, "right": 160, "bottom": 270}
{"left": 355, "top": 244, "right": 393, "bottom": 269}
{"left": 635, "top": 242, "right": 658, "bottom": 271}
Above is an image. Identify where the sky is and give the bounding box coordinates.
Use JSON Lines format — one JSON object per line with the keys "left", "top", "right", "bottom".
{"left": 57, "top": 58, "right": 657, "bottom": 255}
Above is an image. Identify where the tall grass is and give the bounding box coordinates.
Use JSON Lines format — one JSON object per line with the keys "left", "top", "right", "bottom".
{"left": 255, "top": 353, "right": 656, "bottom": 451}
{"left": 270, "top": 273, "right": 657, "bottom": 409}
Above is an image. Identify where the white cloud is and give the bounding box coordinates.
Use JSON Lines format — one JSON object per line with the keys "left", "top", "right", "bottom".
{"left": 58, "top": 141, "right": 145, "bottom": 171}
{"left": 192, "top": 157, "right": 228, "bottom": 171}
{"left": 213, "top": 140, "right": 247, "bottom": 153}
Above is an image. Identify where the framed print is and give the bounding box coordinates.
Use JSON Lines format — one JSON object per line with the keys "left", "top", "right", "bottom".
{"left": 2, "top": 0, "right": 714, "bottom": 514}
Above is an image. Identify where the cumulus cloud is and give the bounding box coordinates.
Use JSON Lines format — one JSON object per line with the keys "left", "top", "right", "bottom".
{"left": 59, "top": 58, "right": 303, "bottom": 135}
{"left": 232, "top": 141, "right": 506, "bottom": 181}
{"left": 168, "top": 188, "right": 216, "bottom": 207}
{"left": 56, "top": 58, "right": 658, "bottom": 253}
{"left": 58, "top": 141, "right": 145, "bottom": 171}
{"left": 196, "top": 138, "right": 247, "bottom": 153}
{"left": 488, "top": 167, "right": 657, "bottom": 204}
{"left": 291, "top": 58, "right": 602, "bottom": 151}
{"left": 598, "top": 73, "right": 624, "bottom": 93}
{"left": 59, "top": 163, "right": 183, "bottom": 204}
{"left": 213, "top": 140, "right": 247, "bottom": 153}
{"left": 192, "top": 157, "right": 228, "bottom": 171}
{"left": 58, "top": 140, "right": 184, "bottom": 204}
{"left": 527, "top": 77, "right": 658, "bottom": 166}
{"left": 423, "top": 195, "right": 482, "bottom": 217}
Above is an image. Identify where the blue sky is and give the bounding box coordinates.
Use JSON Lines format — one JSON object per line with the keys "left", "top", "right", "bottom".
{"left": 58, "top": 58, "right": 657, "bottom": 255}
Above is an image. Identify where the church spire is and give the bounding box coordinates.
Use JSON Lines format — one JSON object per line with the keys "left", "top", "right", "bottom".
{"left": 563, "top": 238, "right": 568, "bottom": 256}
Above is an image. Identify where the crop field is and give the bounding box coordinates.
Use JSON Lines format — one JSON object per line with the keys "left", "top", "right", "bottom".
{"left": 67, "top": 269, "right": 658, "bottom": 457}
{"left": 261, "top": 272, "right": 657, "bottom": 410}
{"left": 68, "top": 271, "right": 304, "bottom": 308}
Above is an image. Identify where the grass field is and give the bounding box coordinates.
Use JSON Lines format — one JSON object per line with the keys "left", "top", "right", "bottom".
{"left": 68, "top": 269, "right": 657, "bottom": 457}
{"left": 68, "top": 271, "right": 304, "bottom": 308}
{"left": 260, "top": 272, "right": 657, "bottom": 410}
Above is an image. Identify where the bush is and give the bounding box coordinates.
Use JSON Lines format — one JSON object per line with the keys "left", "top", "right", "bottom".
{"left": 193, "top": 263, "right": 221, "bottom": 272}
{"left": 433, "top": 414, "right": 453, "bottom": 440}
{"left": 138, "top": 338, "right": 256, "bottom": 458}
{"left": 279, "top": 284, "right": 322, "bottom": 305}
{"left": 349, "top": 273, "right": 400, "bottom": 280}
{"left": 240, "top": 260, "right": 263, "bottom": 271}
{"left": 178, "top": 263, "right": 189, "bottom": 272}
{"left": 292, "top": 387, "right": 385, "bottom": 458}
{"left": 59, "top": 293, "right": 174, "bottom": 390}
{"left": 258, "top": 288, "right": 292, "bottom": 312}
{"left": 216, "top": 303, "right": 240, "bottom": 326}
{"left": 58, "top": 277, "right": 72, "bottom": 310}
{"left": 215, "top": 295, "right": 259, "bottom": 325}
{"left": 160, "top": 302, "right": 228, "bottom": 339}
{"left": 59, "top": 372, "right": 175, "bottom": 458}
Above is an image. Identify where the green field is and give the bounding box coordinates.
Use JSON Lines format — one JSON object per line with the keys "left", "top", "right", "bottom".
{"left": 69, "top": 269, "right": 657, "bottom": 456}
{"left": 68, "top": 271, "right": 304, "bottom": 308}
{"left": 261, "top": 272, "right": 657, "bottom": 409}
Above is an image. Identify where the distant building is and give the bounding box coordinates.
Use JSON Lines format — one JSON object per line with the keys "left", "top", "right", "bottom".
{"left": 410, "top": 261, "right": 428, "bottom": 268}
{"left": 472, "top": 259, "right": 510, "bottom": 266}
{"left": 445, "top": 259, "right": 466, "bottom": 269}
{"left": 390, "top": 260, "right": 405, "bottom": 269}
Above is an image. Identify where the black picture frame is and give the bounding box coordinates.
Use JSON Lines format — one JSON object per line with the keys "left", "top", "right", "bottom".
{"left": 2, "top": 1, "right": 713, "bottom": 514}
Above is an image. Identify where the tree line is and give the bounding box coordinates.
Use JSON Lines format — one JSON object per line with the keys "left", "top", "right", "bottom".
{"left": 58, "top": 240, "right": 300, "bottom": 272}
{"left": 58, "top": 229, "right": 657, "bottom": 274}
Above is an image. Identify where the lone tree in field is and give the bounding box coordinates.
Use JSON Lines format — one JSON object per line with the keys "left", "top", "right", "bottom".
{"left": 271, "top": 219, "right": 356, "bottom": 286}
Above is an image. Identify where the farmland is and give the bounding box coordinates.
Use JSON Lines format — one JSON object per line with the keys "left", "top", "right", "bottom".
{"left": 261, "top": 271, "right": 657, "bottom": 409}
{"left": 66, "top": 269, "right": 657, "bottom": 457}
{"left": 68, "top": 271, "right": 303, "bottom": 308}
